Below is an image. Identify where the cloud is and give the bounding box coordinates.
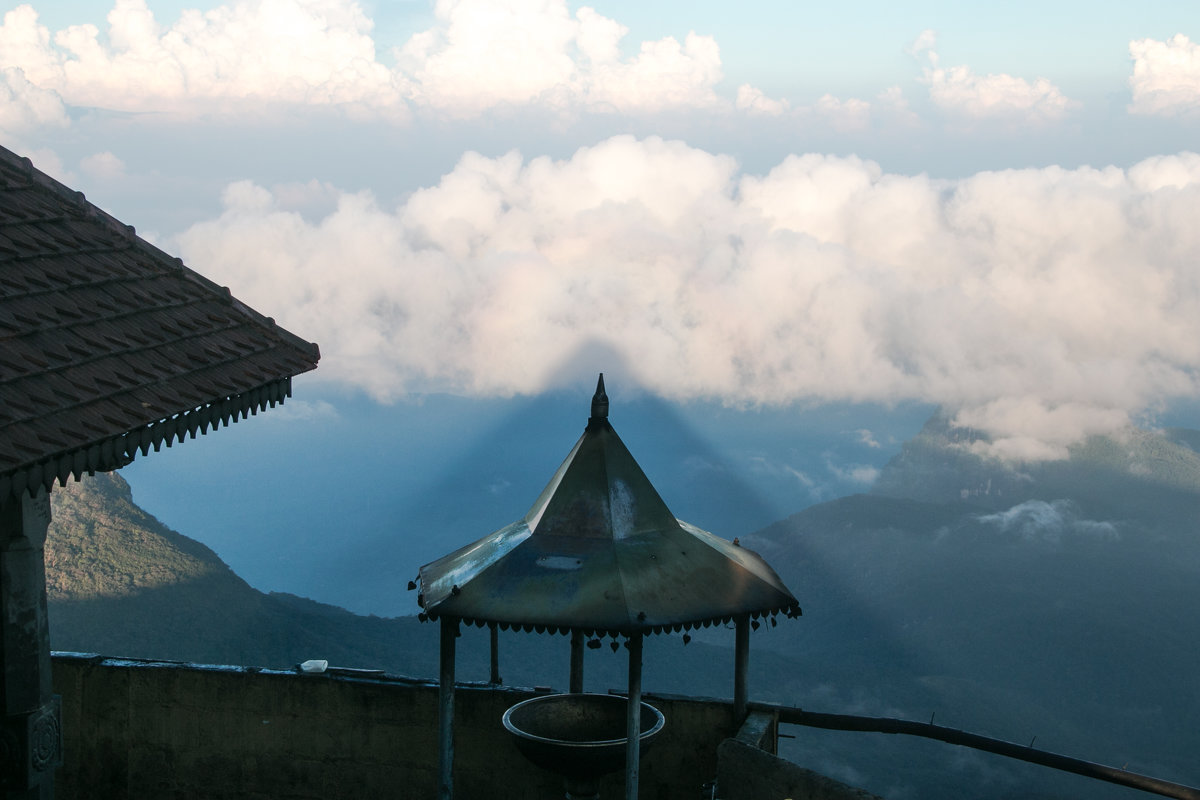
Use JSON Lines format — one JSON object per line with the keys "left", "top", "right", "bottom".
{"left": 908, "top": 28, "right": 938, "bottom": 63}
{"left": 0, "top": 64, "right": 67, "bottom": 134}
{"left": 394, "top": 0, "right": 728, "bottom": 117}
{"left": 735, "top": 84, "right": 789, "bottom": 116}
{"left": 1129, "top": 34, "right": 1200, "bottom": 116}
{"left": 912, "top": 31, "right": 1075, "bottom": 122}
{"left": 79, "top": 150, "right": 125, "bottom": 179}
{"left": 0, "top": 0, "right": 407, "bottom": 116}
{"left": 855, "top": 429, "right": 881, "bottom": 449}
{"left": 976, "top": 499, "right": 1119, "bottom": 544}
{"left": 174, "top": 137, "right": 1200, "bottom": 460}
{"left": 813, "top": 93, "right": 871, "bottom": 130}
{"left": 0, "top": 0, "right": 734, "bottom": 121}
{"left": 825, "top": 460, "right": 880, "bottom": 485}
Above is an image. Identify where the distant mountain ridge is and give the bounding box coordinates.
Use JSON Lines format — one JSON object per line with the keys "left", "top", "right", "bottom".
{"left": 46, "top": 472, "right": 439, "bottom": 672}
{"left": 43, "top": 417, "right": 1200, "bottom": 799}
{"left": 745, "top": 415, "right": 1200, "bottom": 798}
{"left": 872, "top": 412, "right": 1200, "bottom": 519}
{"left": 43, "top": 471, "right": 790, "bottom": 696}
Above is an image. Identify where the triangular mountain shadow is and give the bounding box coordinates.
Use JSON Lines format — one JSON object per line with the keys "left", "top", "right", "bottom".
{"left": 325, "top": 374, "right": 786, "bottom": 617}
{"left": 418, "top": 375, "right": 799, "bottom": 635}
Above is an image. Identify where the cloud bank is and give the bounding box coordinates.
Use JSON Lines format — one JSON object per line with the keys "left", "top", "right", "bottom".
{"left": 0, "top": 0, "right": 736, "bottom": 119}
{"left": 0, "top": 0, "right": 406, "bottom": 115}
{"left": 175, "top": 136, "right": 1200, "bottom": 461}
{"left": 0, "top": 1, "right": 1099, "bottom": 131}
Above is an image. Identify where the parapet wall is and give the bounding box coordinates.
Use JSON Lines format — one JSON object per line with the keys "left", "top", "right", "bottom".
{"left": 51, "top": 653, "right": 738, "bottom": 800}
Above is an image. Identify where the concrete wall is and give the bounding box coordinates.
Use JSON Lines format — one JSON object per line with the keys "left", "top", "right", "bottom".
{"left": 715, "top": 712, "right": 882, "bottom": 800}
{"left": 51, "top": 654, "right": 738, "bottom": 800}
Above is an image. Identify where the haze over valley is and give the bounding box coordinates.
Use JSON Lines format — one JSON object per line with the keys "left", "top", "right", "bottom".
{"left": 48, "top": 412, "right": 1200, "bottom": 799}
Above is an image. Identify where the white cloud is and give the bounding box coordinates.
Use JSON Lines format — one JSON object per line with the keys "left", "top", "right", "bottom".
{"left": 80, "top": 150, "right": 125, "bottom": 179}
{"left": 908, "top": 28, "right": 938, "bottom": 63}
{"left": 398, "top": 0, "right": 727, "bottom": 117}
{"left": 855, "top": 429, "right": 881, "bottom": 449}
{"left": 924, "top": 65, "right": 1074, "bottom": 121}
{"left": 1129, "top": 34, "right": 1200, "bottom": 116}
{"left": 396, "top": 0, "right": 578, "bottom": 114}
{"left": 0, "top": 64, "right": 67, "bottom": 134}
{"left": 173, "top": 138, "right": 1200, "bottom": 461}
{"left": 826, "top": 460, "right": 880, "bottom": 485}
{"left": 813, "top": 93, "right": 871, "bottom": 130}
{"left": 0, "top": 0, "right": 406, "bottom": 116}
{"left": 913, "top": 32, "right": 1075, "bottom": 122}
{"left": 976, "top": 500, "right": 1119, "bottom": 544}
{"left": 0, "top": 0, "right": 734, "bottom": 122}
{"left": 735, "top": 84, "right": 788, "bottom": 116}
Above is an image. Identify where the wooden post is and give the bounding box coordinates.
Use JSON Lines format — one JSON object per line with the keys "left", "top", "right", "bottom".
{"left": 438, "top": 617, "right": 458, "bottom": 800}
{"left": 734, "top": 614, "right": 749, "bottom": 724}
{"left": 569, "top": 630, "right": 584, "bottom": 693}
{"left": 625, "top": 632, "right": 643, "bottom": 800}
{"left": 0, "top": 487, "right": 61, "bottom": 800}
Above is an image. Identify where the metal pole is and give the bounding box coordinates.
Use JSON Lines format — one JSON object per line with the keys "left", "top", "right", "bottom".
{"left": 489, "top": 624, "right": 501, "bottom": 685}
{"left": 734, "top": 614, "right": 749, "bottom": 723}
{"left": 569, "top": 630, "right": 584, "bottom": 693}
{"left": 625, "top": 632, "right": 644, "bottom": 800}
{"left": 438, "top": 617, "right": 458, "bottom": 800}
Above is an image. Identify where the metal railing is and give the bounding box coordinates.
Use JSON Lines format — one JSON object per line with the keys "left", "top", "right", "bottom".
{"left": 751, "top": 702, "right": 1200, "bottom": 800}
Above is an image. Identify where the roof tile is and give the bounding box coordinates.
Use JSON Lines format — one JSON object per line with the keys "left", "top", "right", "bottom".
{"left": 0, "top": 144, "right": 320, "bottom": 486}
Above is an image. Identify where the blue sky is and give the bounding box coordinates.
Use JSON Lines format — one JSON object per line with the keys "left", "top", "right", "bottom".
{"left": 5, "top": 0, "right": 1200, "bottom": 610}
{"left": 3, "top": 0, "right": 1200, "bottom": 459}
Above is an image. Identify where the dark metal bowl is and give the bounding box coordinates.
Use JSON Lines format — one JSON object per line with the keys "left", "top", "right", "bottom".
{"left": 502, "top": 693, "right": 665, "bottom": 780}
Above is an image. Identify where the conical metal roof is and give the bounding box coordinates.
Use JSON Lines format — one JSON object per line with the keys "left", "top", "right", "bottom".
{"left": 417, "top": 375, "right": 800, "bottom": 635}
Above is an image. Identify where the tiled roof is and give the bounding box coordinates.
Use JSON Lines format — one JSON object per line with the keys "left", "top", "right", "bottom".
{"left": 0, "top": 145, "right": 320, "bottom": 500}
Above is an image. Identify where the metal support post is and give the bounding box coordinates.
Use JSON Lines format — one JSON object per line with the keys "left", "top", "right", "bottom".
{"left": 625, "top": 632, "right": 643, "bottom": 800}
{"left": 569, "top": 630, "right": 584, "bottom": 693}
{"left": 734, "top": 614, "right": 749, "bottom": 723}
{"left": 438, "top": 617, "right": 458, "bottom": 800}
{"left": 489, "top": 624, "right": 501, "bottom": 685}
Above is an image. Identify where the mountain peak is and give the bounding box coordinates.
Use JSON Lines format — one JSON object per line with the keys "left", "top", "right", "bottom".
{"left": 871, "top": 412, "right": 1200, "bottom": 516}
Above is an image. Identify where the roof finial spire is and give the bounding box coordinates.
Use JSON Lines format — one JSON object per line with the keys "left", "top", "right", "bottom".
{"left": 590, "top": 373, "right": 609, "bottom": 423}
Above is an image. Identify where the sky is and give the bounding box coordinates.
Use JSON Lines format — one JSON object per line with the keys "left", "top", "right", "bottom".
{"left": 4, "top": 0, "right": 1200, "bottom": 462}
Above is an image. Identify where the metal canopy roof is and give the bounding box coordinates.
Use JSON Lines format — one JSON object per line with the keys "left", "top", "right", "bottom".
{"left": 417, "top": 375, "right": 800, "bottom": 636}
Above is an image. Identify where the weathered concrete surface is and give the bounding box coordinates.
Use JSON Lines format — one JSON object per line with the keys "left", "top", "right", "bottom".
{"left": 716, "top": 736, "right": 883, "bottom": 800}
{"left": 2, "top": 489, "right": 60, "bottom": 800}
{"left": 51, "top": 654, "right": 738, "bottom": 800}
